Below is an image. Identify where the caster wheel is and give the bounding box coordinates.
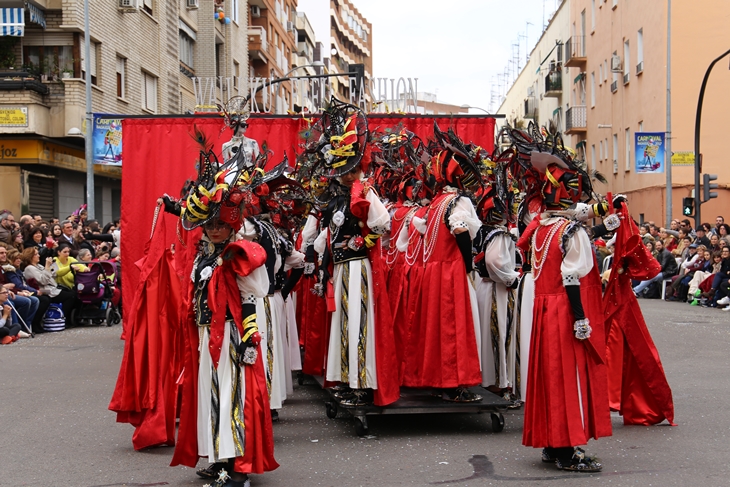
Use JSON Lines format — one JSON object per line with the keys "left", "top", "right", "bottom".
{"left": 354, "top": 417, "right": 369, "bottom": 436}
{"left": 491, "top": 412, "right": 505, "bottom": 432}
{"left": 297, "top": 372, "right": 304, "bottom": 386}
{"left": 325, "top": 402, "right": 338, "bottom": 419}
{"left": 105, "top": 307, "right": 113, "bottom": 327}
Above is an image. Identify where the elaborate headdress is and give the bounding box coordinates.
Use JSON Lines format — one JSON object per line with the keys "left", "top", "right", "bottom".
{"left": 218, "top": 95, "right": 251, "bottom": 134}
{"left": 430, "top": 122, "right": 484, "bottom": 193}
{"left": 299, "top": 98, "right": 369, "bottom": 178}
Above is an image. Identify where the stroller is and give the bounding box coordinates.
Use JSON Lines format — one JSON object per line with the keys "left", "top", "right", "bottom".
{"left": 70, "top": 261, "right": 122, "bottom": 327}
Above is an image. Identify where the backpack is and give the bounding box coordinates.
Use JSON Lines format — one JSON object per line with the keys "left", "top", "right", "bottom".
{"left": 43, "top": 304, "right": 66, "bottom": 332}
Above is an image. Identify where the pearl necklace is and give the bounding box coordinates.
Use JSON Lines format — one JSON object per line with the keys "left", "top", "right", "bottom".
{"left": 531, "top": 219, "right": 566, "bottom": 281}
{"left": 423, "top": 194, "right": 456, "bottom": 264}
{"left": 386, "top": 207, "right": 417, "bottom": 268}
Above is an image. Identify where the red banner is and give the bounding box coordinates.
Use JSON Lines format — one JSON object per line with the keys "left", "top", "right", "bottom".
{"left": 121, "top": 115, "right": 495, "bottom": 319}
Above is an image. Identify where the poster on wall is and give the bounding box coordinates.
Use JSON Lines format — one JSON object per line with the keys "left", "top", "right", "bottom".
{"left": 634, "top": 132, "right": 665, "bottom": 174}
{"left": 92, "top": 115, "right": 123, "bottom": 166}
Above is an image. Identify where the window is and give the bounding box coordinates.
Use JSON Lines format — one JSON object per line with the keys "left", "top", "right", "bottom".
{"left": 141, "top": 71, "right": 157, "bottom": 112}
{"left": 639, "top": 121, "right": 644, "bottom": 132}
{"left": 591, "top": 72, "right": 596, "bottom": 107}
{"left": 116, "top": 56, "right": 126, "bottom": 98}
{"left": 613, "top": 133, "right": 619, "bottom": 174}
{"left": 591, "top": 0, "right": 596, "bottom": 31}
{"left": 232, "top": 0, "right": 239, "bottom": 24}
{"left": 604, "top": 59, "right": 608, "bottom": 81}
{"left": 233, "top": 60, "right": 239, "bottom": 89}
{"left": 612, "top": 51, "right": 619, "bottom": 84}
{"left": 599, "top": 63, "right": 603, "bottom": 85}
{"left": 179, "top": 30, "right": 195, "bottom": 73}
{"left": 142, "top": 0, "right": 153, "bottom": 15}
{"left": 637, "top": 28, "right": 644, "bottom": 73}
{"left": 591, "top": 144, "right": 596, "bottom": 170}
{"left": 24, "top": 45, "right": 73, "bottom": 79}
{"left": 599, "top": 139, "right": 604, "bottom": 160}
{"left": 80, "top": 37, "right": 98, "bottom": 85}
{"left": 625, "top": 127, "right": 631, "bottom": 171}
{"left": 623, "top": 39, "right": 630, "bottom": 83}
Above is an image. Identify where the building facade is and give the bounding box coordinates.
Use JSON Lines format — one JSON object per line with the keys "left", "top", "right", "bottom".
{"left": 0, "top": 0, "right": 251, "bottom": 221}
{"left": 500, "top": 0, "right": 730, "bottom": 225}
{"left": 329, "top": 0, "right": 371, "bottom": 108}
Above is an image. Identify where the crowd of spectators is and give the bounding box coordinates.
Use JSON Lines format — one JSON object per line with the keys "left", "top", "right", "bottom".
{"left": 0, "top": 209, "right": 121, "bottom": 343}
{"left": 596, "top": 214, "right": 730, "bottom": 311}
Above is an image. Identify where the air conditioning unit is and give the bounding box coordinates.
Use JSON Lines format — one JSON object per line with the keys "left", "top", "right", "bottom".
{"left": 611, "top": 54, "right": 622, "bottom": 72}
{"left": 527, "top": 86, "right": 534, "bottom": 97}
{"left": 118, "top": 0, "right": 139, "bottom": 11}
{"left": 287, "top": 21, "right": 295, "bottom": 32}
{"left": 251, "top": 5, "right": 261, "bottom": 17}
{"left": 186, "top": 0, "right": 199, "bottom": 9}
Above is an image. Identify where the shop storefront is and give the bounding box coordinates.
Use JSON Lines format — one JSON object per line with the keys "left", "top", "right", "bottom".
{"left": 0, "top": 137, "right": 120, "bottom": 223}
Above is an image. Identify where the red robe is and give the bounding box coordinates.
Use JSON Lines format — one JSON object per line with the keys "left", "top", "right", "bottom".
{"left": 170, "top": 239, "right": 278, "bottom": 474}
{"left": 603, "top": 204, "right": 676, "bottom": 426}
{"left": 401, "top": 192, "right": 482, "bottom": 389}
{"left": 108, "top": 212, "right": 182, "bottom": 450}
{"left": 522, "top": 219, "right": 612, "bottom": 448}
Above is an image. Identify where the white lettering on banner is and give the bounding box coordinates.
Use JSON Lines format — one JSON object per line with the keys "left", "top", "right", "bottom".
{"left": 191, "top": 75, "right": 419, "bottom": 113}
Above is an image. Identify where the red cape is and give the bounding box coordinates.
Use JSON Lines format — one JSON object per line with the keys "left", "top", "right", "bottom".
{"left": 603, "top": 203, "right": 676, "bottom": 426}
{"left": 108, "top": 212, "right": 183, "bottom": 450}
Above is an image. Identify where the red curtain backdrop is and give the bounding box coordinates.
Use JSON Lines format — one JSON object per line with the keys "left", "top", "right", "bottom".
{"left": 121, "top": 115, "right": 496, "bottom": 319}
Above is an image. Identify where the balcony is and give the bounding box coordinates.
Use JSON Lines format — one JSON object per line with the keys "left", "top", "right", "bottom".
{"left": 564, "top": 36, "right": 586, "bottom": 67}
{"left": 611, "top": 80, "right": 618, "bottom": 93}
{"left": 544, "top": 70, "right": 562, "bottom": 97}
{"left": 0, "top": 71, "right": 49, "bottom": 96}
{"left": 565, "top": 105, "right": 587, "bottom": 134}
{"left": 248, "top": 27, "right": 269, "bottom": 63}
{"left": 524, "top": 97, "right": 538, "bottom": 120}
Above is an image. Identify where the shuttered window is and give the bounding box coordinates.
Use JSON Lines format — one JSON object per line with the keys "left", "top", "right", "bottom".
{"left": 28, "top": 175, "right": 56, "bottom": 220}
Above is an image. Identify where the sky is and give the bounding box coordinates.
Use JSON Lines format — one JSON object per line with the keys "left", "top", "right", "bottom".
{"left": 297, "top": 0, "right": 561, "bottom": 113}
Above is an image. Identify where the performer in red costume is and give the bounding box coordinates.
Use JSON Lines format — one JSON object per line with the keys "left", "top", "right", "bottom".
{"left": 401, "top": 125, "right": 483, "bottom": 401}
{"left": 512, "top": 127, "right": 612, "bottom": 472}
{"left": 158, "top": 135, "right": 278, "bottom": 487}
{"left": 601, "top": 196, "right": 676, "bottom": 426}
{"left": 302, "top": 99, "right": 399, "bottom": 407}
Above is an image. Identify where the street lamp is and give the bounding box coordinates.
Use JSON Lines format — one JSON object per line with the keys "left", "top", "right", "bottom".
{"left": 83, "top": 0, "right": 94, "bottom": 219}
{"left": 460, "top": 104, "right": 491, "bottom": 114}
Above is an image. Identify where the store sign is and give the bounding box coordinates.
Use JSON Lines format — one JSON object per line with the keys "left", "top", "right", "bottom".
{"left": 0, "top": 140, "right": 39, "bottom": 160}
{"left": 671, "top": 151, "right": 695, "bottom": 166}
{"left": 0, "top": 107, "right": 28, "bottom": 127}
{"left": 634, "top": 132, "right": 665, "bottom": 174}
{"left": 92, "top": 116, "right": 122, "bottom": 166}
{"left": 192, "top": 75, "right": 419, "bottom": 114}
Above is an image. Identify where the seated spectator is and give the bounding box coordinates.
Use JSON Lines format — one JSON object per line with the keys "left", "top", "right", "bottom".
{"left": 639, "top": 224, "right": 655, "bottom": 245}
{"left": 31, "top": 214, "right": 42, "bottom": 225}
{"left": 6, "top": 230, "right": 24, "bottom": 252}
{"left": 51, "top": 242, "right": 88, "bottom": 290}
{"left": 102, "top": 222, "right": 116, "bottom": 234}
{"left": 77, "top": 248, "right": 93, "bottom": 263}
{"left": 58, "top": 220, "right": 81, "bottom": 256}
{"left": 720, "top": 224, "right": 730, "bottom": 247}
{"left": 667, "top": 244, "right": 705, "bottom": 301}
{"left": 49, "top": 218, "right": 59, "bottom": 225}
{"left": 18, "top": 215, "right": 32, "bottom": 227}
{"left": 0, "top": 245, "right": 39, "bottom": 329}
{"left": 688, "top": 250, "right": 721, "bottom": 302}
{"left": 95, "top": 250, "right": 111, "bottom": 262}
{"left": 22, "top": 247, "right": 81, "bottom": 328}
{"left": 671, "top": 230, "right": 691, "bottom": 258}
{"left": 649, "top": 224, "right": 660, "bottom": 240}
{"left": 0, "top": 289, "right": 28, "bottom": 344}
{"left": 6, "top": 249, "right": 50, "bottom": 335}
{"left": 709, "top": 233, "right": 722, "bottom": 252}
{"left": 659, "top": 228, "right": 677, "bottom": 252}
{"left": 696, "top": 225, "right": 711, "bottom": 248}
{"left": 23, "top": 225, "right": 56, "bottom": 262}
{"left": 50, "top": 223, "right": 63, "bottom": 244}
{"left": 0, "top": 212, "right": 16, "bottom": 242}
{"left": 703, "top": 246, "right": 730, "bottom": 306}
{"left": 633, "top": 239, "right": 678, "bottom": 297}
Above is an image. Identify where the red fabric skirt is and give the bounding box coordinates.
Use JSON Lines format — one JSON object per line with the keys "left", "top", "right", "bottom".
{"left": 402, "top": 259, "right": 482, "bottom": 389}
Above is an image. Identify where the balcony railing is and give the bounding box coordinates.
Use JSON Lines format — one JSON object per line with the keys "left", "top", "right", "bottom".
{"left": 565, "top": 105, "right": 587, "bottom": 133}
{"left": 611, "top": 80, "right": 618, "bottom": 93}
{"left": 623, "top": 73, "right": 630, "bottom": 85}
{"left": 544, "top": 70, "right": 562, "bottom": 97}
{"left": 565, "top": 35, "right": 586, "bottom": 66}
{"left": 0, "top": 71, "right": 49, "bottom": 95}
{"left": 524, "top": 97, "right": 539, "bottom": 119}
{"left": 636, "top": 61, "right": 644, "bottom": 75}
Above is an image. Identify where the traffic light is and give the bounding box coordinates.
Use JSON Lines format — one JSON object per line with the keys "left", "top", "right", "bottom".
{"left": 682, "top": 197, "right": 694, "bottom": 217}
{"left": 703, "top": 173, "right": 718, "bottom": 202}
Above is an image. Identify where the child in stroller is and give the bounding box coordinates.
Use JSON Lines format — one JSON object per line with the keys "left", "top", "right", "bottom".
{"left": 70, "top": 261, "right": 121, "bottom": 326}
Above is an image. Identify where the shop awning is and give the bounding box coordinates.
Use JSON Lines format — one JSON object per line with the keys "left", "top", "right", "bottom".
{"left": 27, "top": 4, "right": 45, "bottom": 29}
{"left": 1, "top": 8, "right": 24, "bottom": 36}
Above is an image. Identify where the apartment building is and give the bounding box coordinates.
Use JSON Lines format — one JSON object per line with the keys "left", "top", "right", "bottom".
{"left": 247, "top": 0, "right": 297, "bottom": 113}
{"left": 329, "top": 0, "right": 370, "bottom": 107}
{"left": 500, "top": 0, "right": 730, "bottom": 224}
{"left": 0, "top": 0, "right": 250, "bottom": 221}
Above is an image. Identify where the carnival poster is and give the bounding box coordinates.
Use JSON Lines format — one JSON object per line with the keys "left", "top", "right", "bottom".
{"left": 92, "top": 115, "right": 123, "bottom": 166}
{"left": 634, "top": 132, "right": 665, "bottom": 174}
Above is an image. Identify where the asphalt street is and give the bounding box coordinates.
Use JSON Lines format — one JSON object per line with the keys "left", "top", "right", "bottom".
{"left": 1, "top": 299, "right": 728, "bottom": 487}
